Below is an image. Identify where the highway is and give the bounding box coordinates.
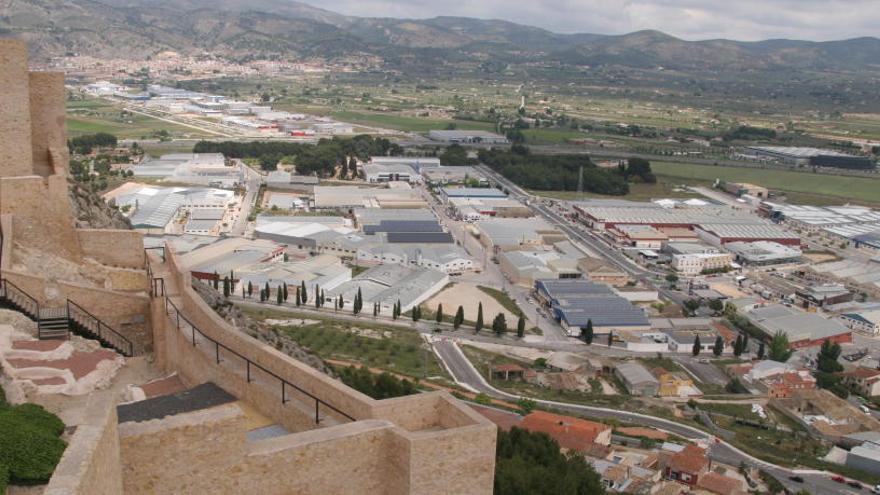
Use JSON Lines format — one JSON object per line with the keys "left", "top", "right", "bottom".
{"left": 433, "top": 340, "right": 860, "bottom": 495}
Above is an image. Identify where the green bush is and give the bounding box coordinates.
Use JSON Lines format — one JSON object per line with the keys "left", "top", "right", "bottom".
{"left": 0, "top": 403, "right": 67, "bottom": 486}
{"left": 0, "top": 462, "right": 8, "bottom": 493}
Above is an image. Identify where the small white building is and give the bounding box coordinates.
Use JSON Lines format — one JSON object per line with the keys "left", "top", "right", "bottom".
{"left": 840, "top": 311, "right": 880, "bottom": 336}
{"left": 670, "top": 252, "right": 733, "bottom": 276}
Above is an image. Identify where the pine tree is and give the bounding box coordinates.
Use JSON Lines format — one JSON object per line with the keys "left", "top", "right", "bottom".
{"left": 247, "top": 281, "right": 253, "bottom": 298}
{"left": 436, "top": 304, "right": 443, "bottom": 324}
{"left": 585, "top": 319, "right": 594, "bottom": 345}
{"left": 517, "top": 314, "right": 525, "bottom": 338}
{"left": 713, "top": 336, "right": 724, "bottom": 356}
{"left": 454, "top": 306, "right": 464, "bottom": 330}
{"left": 283, "top": 282, "right": 289, "bottom": 301}
{"left": 276, "top": 286, "right": 283, "bottom": 305}
{"left": 492, "top": 313, "right": 507, "bottom": 336}
{"left": 300, "top": 281, "right": 307, "bottom": 304}
{"left": 692, "top": 335, "right": 702, "bottom": 356}
{"left": 475, "top": 302, "right": 484, "bottom": 333}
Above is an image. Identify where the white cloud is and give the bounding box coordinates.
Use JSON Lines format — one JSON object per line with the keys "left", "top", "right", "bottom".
{"left": 297, "top": 0, "right": 879, "bottom": 41}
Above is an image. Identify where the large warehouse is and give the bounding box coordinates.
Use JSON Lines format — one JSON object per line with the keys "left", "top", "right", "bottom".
{"left": 427, "top": 130, "right": 509, "bottom": 145}
{"left": 534, "top": 279, "right": 650, "bottom": 335}
{"left": 744, "top": 146, "right": 875, "bottom": 170}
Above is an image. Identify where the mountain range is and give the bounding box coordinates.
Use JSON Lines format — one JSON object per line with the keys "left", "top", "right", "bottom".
{"left": 3, "top": 0, "right": 880, "bottom": 74}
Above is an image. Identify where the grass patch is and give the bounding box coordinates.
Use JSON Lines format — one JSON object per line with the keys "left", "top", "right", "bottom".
{"left": 329, "top": 111, "right": 496, "bottom": 133}
{"left": 477, "top": 286, "right": 524, "bottom": 317}
{"left": 651, "top": 161, "right": 880, "bottom": 206}
{"left": 66, "top": 97, "right": 213, "bottom": 140}
{"left": 0, "top": 399, "right": 67, "bottom": 490}
{"left": 243, "top": 307, "right": 444, "bottom": 378}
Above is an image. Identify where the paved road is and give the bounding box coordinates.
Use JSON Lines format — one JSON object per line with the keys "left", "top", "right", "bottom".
{"left": 433, "top": 340, "right": 859, "bottom": 495}
{"left": 230, "top": 162, "right": 263, "bottom": 237}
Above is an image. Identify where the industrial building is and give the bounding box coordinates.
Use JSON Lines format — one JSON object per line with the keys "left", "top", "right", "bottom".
{"left": 235, "top": 254, "right": 352, "bottom": 296}
{"left": 427, "top": 130, "right": 509, "bottom": 145}
{"left": 184, "top": 208, "right": 227, "bottom": 235}
{"left": 694, "top": 223, "right": 801, "bottom": 247}
{"left": 312, "top": 185, "right": 425, "bottom": 209}
{"left": 534, "top": 279, "right": 650, "bottom": 335}
{"left": 498, "top": 250, "right": 582, "bottom": 287}
{"left": 447, "top": 197, "right": 531, "bottom": 220}
{"left": 131, "top": 153, "right": 243, "bottom": 187}
{"left": 746, "top": 304, "right": 852, "bottom": 348}
{"left": 440, "top": 187, "right": 508, "bottom": 203}
{"left": 265, "top": 170, "right": 319, "bottom": 192}
{"left": 420, "top": 166, "right": 487, "bottom": 186}
{"left": 356, "top": 244, "right": 473, "bottom": 274}
{"left": 325, "top": 264, "right": 449, "bottom": 313}
{"left": 725, "top": 241, "right": 802, "bottom": 265}
{"left": 743, "top": 146, "right": 875, "bottom": 170}
{"left": 109, "top": 184, "right": 236, "bottom": 233}
{"left": 840, "top": 311, "right": 880, "bottom": 336}
{"left": 474, "top": 217, "right": 566, "bottom": 253}
{"left": 363, "top": 162, "right": 419, "bottom": 183}
{"left": 353, "top": 208, "right": 437, "bottom": 228}
{"left": 180, "top": 237, "right": 284, "bottom": 281}
{"left": 613, "top": 362, "right": 659, "bottom": 396}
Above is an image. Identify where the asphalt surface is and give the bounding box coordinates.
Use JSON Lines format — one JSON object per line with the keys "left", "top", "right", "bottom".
{"left": 433, "top": 340, "right": 860, "bottom": 495}
{"left": 230, "top": 162, "right": 263, "bottom": 237}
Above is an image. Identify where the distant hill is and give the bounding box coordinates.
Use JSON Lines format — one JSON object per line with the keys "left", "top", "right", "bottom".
{"left": 3, "top": 0, "right": 880, "bottom": 74}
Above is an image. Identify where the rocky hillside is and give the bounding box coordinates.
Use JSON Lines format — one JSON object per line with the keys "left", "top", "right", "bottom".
{"left": 67, "top": 179, "right": 132, "bottom": 230}
{"left": 191, "top": 278, "right": 335, "bottom": 376}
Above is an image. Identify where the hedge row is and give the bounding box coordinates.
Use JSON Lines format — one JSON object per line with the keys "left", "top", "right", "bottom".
{"left": 0, "top": 391, "right": 67, "bottom": 488}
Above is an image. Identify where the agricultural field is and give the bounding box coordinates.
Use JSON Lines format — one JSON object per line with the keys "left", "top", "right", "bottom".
{"left": 329, "top": 110, "right": 496, "bottom": 133}
{"left": 66, "top": 98, "right": 214, "bottom": 139}
{"left": 651, "top": 161, "right": 880, "bottom": 205}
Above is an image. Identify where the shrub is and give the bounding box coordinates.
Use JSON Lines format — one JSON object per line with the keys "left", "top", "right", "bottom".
{"left": 0, "top": 403, "right": 67, "bottom": 486}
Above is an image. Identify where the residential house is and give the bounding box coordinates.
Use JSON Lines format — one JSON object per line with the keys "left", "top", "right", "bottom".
{"left": 840, "top": 368, "right": 880, "bottom": 397}
{"left": 663, "top": 444, "right": 710, "bottom": 486}
{"left": 696, "top": 471, "right": 747, "bottom": 495}
{"left": 765, "top": 371, "right": 816, "bottom": 398}
{"left": 520, "top": 410, "right": 612, "bottom": 450}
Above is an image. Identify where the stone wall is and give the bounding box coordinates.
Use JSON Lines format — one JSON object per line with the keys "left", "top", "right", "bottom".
{"left": 29, "top": 72, "right": 67, "bottom": 178}
{"left": 1, "top": 269, "right": 151, "bottom": 351}
{"left": 77, "top": 229, "right": 146, "bottom": 270}
{"left": 0, "top": 39, "right": 34, "bottom": 178}
{"left": 44, "top": 393, "right": 124, "bottom": 495}
{"left": 146, "top": 243, "right": 497, "bottom": 493}
{"left": 118, "top": 403, "right": 409, "bottom": 494}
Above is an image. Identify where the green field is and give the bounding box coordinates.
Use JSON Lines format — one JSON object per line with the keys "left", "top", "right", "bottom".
{"left": 651, "top": 161, "right": 880, "bottom": 205}
{"left": 329, "top": 110, "right": 497, "bottom": 133}
{"left": 66, "top": 98, "right": 213, "bottom": 139}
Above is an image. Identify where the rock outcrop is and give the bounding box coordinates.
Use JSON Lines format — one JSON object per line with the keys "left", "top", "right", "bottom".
{"left": 68, "top": 179, "right": 132, "bottom": 230}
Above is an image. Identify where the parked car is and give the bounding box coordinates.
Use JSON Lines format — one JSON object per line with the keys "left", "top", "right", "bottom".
{"left": 832, "top": 476, "right": 846, "bottom": 483}
{"left": 849, "top": 481, "right": 863, "bottom": 489}
{"left": 788, "top": 476, "right": 804, "bottom": 483}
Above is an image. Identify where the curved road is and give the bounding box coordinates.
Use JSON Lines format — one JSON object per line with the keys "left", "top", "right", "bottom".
{"left": 433, "top": 339, "right": 860, "bottom": 495}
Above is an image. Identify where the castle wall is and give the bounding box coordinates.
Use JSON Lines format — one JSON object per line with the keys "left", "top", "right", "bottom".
{"left": 77, "top": 229, "right": 146, "bottom": 270}
{"left": 118, "top": 403, "right": 409, "bottom": 495}
{"left": 29, "top": 72, "right": 67, "bottom": 178}
{"left": 44, "top": 393, "right": 124, "bottom": 495}
{"left": 0, "top": 39, "right": 34, "bottom": 178}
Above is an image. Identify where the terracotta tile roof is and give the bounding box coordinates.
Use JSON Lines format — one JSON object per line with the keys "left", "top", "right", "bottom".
{"left": 697, "top": 472, "right": 745, "bottom": 495}
{"left": 520, "top": 410, "right": 611, "bottom": 451}
{"left": 841, "top": 368, "right": 880, "bottom": 380}
{"left": 469, "top": 404, "right": 522, "bottom": 431}
{"left": 667, "top": 444, "right": 709, "bottom": 475}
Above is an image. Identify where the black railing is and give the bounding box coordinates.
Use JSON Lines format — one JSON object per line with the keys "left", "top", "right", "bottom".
{"left": 144, "top": 246, "right": 166, "bottom": 263}
{"left": 0, "top": 278, "right": 40, "bottom": 318}
{"left": 163, "top": 295, "right": 355, "bottom": 425}
{"left": 67, "top": 299, "right": 134, "bottom": 357}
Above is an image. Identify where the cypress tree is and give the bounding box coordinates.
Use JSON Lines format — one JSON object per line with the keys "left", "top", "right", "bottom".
{"left": 320, "top": 289, "right": 325, "bottom": 307}
{"left": 300, "top": 281, "right": 307, "bottom": 304}
{"left": 264, "top": 282, "right": 270, "bottom": 300}
{"left": 758, "top": 341, "right": 765, "bottom": 359}
{"left": 585, "top": 319, "right": 594, "bottom": 345}
{"left": 276, "top": 286, "right": 283, "bottom": 305}
{"left": 436, "top": 304, "right": 443, "bottom": 324}
{"left": 692, "top": 335, "right": 702, "bottom": 356}
{"left": 213, "top": 271, "right": 219, "bottom": 290}
{"left": 242, "top": 286, "right": 246, "bottom": 298}
{"left": 412, "top": 305, "right": 420, "bottom": 322}
{"left": 295, "top": 287, "right": 301, "bottom": 306}
{"left": 338, "top": 295, "right": 344, "bottom": 310}
{"left": 608, "top": 331, "right": 613, "bottom": 347}
{"left": 223, "top": 276, "right": 230, "bottom": 298}
{"left": 475, "top": 302, "right": 484, "bottom": 333}
{"left": 454, "top": 305, "right": 464, "bottom": 330}
{"left": 316, "top": 291, "right": 321, "bottom": 308}
{"left": 734, "top": 334, "right": 744, "bottom": 357}
{"left": 247, "top": 281, "right": 253, "bottom": 298}
{"left": 713, "top": 336, "right": 724, "bottom": 356}
{"left": 742, "top": 333, "right": 749, "bottom": 351}
{"left": 283, "top": 282, "right": 289, "bottom": 301}
{"left": 517, "top": 314, "right": 525, "bottom": 338}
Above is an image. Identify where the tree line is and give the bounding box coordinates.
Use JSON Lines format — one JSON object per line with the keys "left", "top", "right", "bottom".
{"left": 193, "top": 135, "right": 403, "bottom": 175}
{"left": 477, "top": 146, "right": 657, "bottom": 195}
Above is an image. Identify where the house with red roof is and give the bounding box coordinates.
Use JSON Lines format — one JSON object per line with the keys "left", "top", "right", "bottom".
{"left": 520, "top": 410, "right": 612, "bottom": 450}
{"left": 662, "top": 444, "right": 710, "bottom": 486}
{"left": 840, "top": 368, "right": 880, "bottom": 397}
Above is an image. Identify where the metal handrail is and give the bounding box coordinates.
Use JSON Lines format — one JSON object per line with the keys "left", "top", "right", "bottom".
{"left": 144, "top": 246, "right": 166, "bottom": 263}
{"left": 67, "top": 299, "right": 134, "bottom": 357}
{"left": 163, "top": 294, "right": 355, "bottom": 424}
{"left": 0, "top": 278, "right": 40, "bottom": 318}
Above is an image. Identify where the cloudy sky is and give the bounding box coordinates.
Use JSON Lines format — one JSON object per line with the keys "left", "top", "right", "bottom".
{"left": 299, "top": 0, "right": 877, "bottom": 41}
